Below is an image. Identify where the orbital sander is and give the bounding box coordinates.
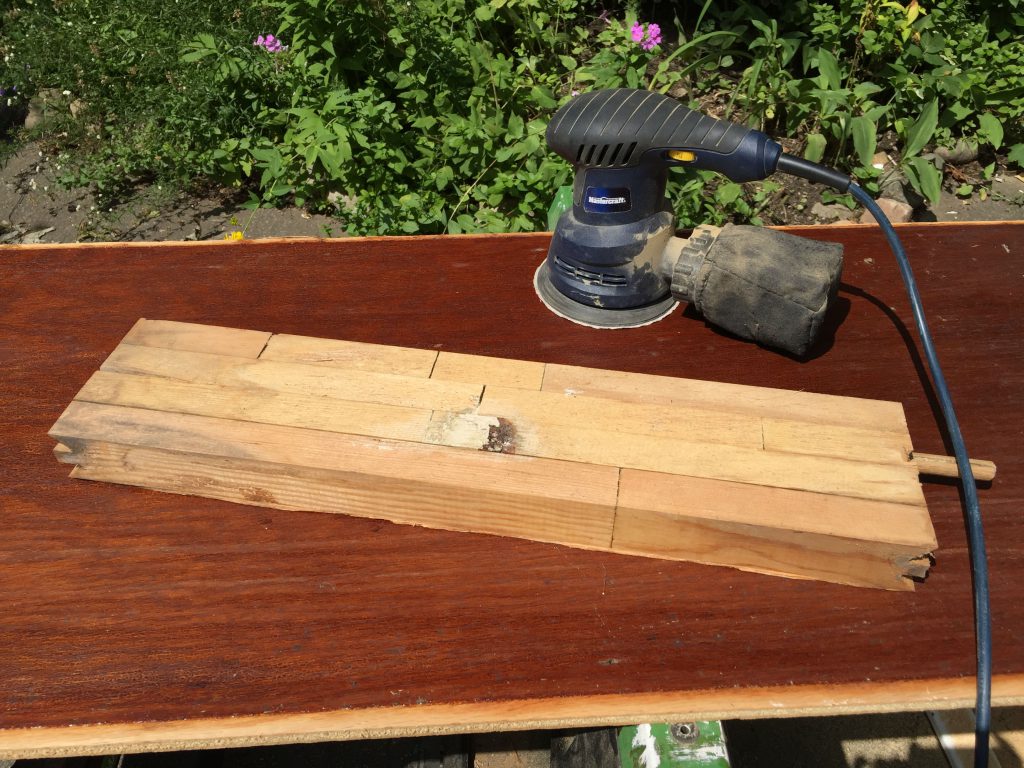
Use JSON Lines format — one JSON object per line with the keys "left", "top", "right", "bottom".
{"left": 535, "top": 88, "right": 852, "bottom": 356}
{"left": 534, "top": 89, "right": 994, "bottom": 768}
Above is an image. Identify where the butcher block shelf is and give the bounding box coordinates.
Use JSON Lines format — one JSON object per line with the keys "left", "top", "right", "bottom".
{"left": 49, "top": 318, "right": 937, "bottom": 590}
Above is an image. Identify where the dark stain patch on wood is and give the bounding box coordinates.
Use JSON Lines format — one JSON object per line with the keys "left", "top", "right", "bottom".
{"left": 484, "top": 417, "right": 517, "bottom": 454}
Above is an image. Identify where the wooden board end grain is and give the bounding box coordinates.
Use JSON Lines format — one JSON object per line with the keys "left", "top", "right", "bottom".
{"left": 50, "top": 319, "right": 938, "bottom": 590}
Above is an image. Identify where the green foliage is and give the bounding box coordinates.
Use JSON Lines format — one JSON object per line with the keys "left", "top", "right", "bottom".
{"left": 1, "top": 0, "right": 593, "bottom": 231}
{"left": 574, "top": 2, "right": 738, "bottom": 94}
{"left": 0, "top": 0, "right": 276, "bottom": 199}
{"left": 1, "top": 0, "right": 1021, "bottom": 231}
{"left": 249, "top": 0, "right": 588, "bottom": 234}
{"left": 710, "top": 0, "right": 1023, "bottom": 201}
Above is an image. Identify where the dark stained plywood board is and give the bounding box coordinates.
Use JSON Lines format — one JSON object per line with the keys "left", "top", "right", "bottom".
{"left": 1, "top": 223, "right": 1023, "bottom": 757}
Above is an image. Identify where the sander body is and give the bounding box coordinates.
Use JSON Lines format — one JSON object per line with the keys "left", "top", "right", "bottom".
{"left": 536, "top": 92, "right": 994, "bottom": 768}
{"left": 536, "top": 88, "right": 845, "bottom": 356}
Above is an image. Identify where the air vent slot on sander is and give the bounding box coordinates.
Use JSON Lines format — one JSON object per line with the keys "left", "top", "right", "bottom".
{"left": 574, "top": 141, "right": 637, "bottom": 167}
{"left": 554, "top": 255, "right": 628, "bottom": 286}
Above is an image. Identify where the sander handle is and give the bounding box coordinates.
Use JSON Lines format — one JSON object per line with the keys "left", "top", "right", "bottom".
{"left": 546, "top": 88, "right": 782, "bottom": 183}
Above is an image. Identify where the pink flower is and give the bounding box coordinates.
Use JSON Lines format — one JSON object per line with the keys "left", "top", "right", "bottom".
{"left": 633, "top": 22, "right": 662, "bottom": 51}
{"left": 253, "top": 33, "right": 287, "bottom": 53}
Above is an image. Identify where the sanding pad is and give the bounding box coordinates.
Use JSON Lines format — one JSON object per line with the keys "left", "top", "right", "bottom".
{"left": 534, "top": 262, "right": 678, "bottom": 330}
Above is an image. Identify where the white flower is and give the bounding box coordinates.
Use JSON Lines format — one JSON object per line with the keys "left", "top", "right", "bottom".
{"left": 62, "top": 89, "right": 71, "bottom": 96}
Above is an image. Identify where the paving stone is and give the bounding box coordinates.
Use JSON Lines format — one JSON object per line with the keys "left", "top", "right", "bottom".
{"left": 859, "top": 197, "right": 914, "bottom": 224}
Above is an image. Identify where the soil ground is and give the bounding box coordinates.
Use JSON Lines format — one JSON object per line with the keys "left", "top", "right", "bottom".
{"left": 3, "top": 138, "right": 1022, "bottom": 767}
{"left": 0, "top": 142, "right": 340, "bottom": 244}
{"left": 0, "top": 141, "right": 1020, "bottom": 245}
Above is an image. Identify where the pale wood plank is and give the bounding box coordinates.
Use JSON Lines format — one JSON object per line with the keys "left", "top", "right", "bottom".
{"left": 431, "top": 351, "right": 545, "bottom": 390}
{"left": 64, "top": 441, "right": 618, "bottom": 551}
{"left": 614, "top": 470, "right": 936, "bottom": 547}
{"left": 260, "top": 333, "right": 438, "bottom": 377}
{"left": 122, "top": 319, "right": 271, "bottom": 358}
{"left": 432, "top": 413, "right": 924, "bottom": 506}
{"left": 49, "top": 402, "right": 619, "bottom": 512}
{"left": 477, "top": 385, "right": 763, "bottom": 449}
{"left": 763, "top": 418, "right": 914, "bottom": 464}
{"left": 76, "top": 371, "right": 433, "bottom": 443}
{"left": 613, "top": 472, "right": 935, "bottom": 590}
{"left": 482, "top": 385, "right": 916, "bottom": 466}
{"left": 612, "top": 501, "right": 928, "bottom": 590}
{"left": 1, "top": 675, "right": 1023, "bottom": 760}
{"left": 543, "top": 364, "right": 907, "bottom": 433}
{"left": 101, "top": 344, "right": 482, "bottom": 412}
{"left": 50, "top": 320, "right": 937, "bottom": 591}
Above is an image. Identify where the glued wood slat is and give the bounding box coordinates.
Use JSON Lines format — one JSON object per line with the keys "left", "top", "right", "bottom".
{"left": 543, "top": 364, "right": 907, "bottom": 432}
{"left": 477, "top": 385, "right": 763, "bottom": 449}
{"left": 76, "top": 371, "right": 433, "bottom": 443}
{"left": 612, "top": 472, "right": 936, "bottom": 589}
{"left": 431, "top": 351, "right": 545, "bottom": 390}
{"left": 763, "top": 417, "right": 914, "bottom": 464}
{"left": 65, "top": 442, "right": 618, "bottom": 551}
{"left": 123, "top": 319, "right": 271, "bottom": 358}
{"left": 430, "top": 412, "right": 924, "bottom": 505}
{"left": 260, "top": 333, "right": 438, "bottom": 377}
{"left": 50, "top": 402, "right": 619, "bottom": 511}
{"left": 101, "top": 344, "right": 482, "bottom": 412}
{"left": 481, "top": 385, "right": 914, "bottom": 465}
{"left": 615, "top": 470, "right": 936, "bottom": 546}
{"left": 51, "top": 320, "right": 935, "bottom": 589}
{"left": 612, "top": 503, "right": 928, "bottom": 591}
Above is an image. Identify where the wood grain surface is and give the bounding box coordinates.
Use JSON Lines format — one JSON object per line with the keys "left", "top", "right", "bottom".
{"left": 49, "top": 319, "right": 935, "bottom": 590}
{"left": 2, "top": 223, "right": 1023, "bottom": 757}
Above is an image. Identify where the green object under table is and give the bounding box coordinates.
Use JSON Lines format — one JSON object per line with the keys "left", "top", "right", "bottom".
{"left": 619, "top": 722, "right": 731, "bottom": 768}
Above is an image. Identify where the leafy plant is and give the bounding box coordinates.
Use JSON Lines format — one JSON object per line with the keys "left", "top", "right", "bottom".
{"left": 897, "top": 98, "right": 943, "bottom": 203}
{"left": 704, "top": 0, "right": 1023, "bottom": 205}
{"left": 2, "top": 0, "right": 1021, "bottom": 232}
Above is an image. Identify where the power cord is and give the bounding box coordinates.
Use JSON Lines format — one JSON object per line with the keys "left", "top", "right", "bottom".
{"left": 775, "top": 153, "right": 991, "bottom": 768}
{"left": 847, "top": 182, "right": 992, "bottom": 768}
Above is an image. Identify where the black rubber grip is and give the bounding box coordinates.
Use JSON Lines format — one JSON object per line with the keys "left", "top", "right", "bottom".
{"left": 776, "top": 154, "right": 852, "bottom": 191}
{"left": 547, "top": 88, "right": 753, "bottom": 168}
